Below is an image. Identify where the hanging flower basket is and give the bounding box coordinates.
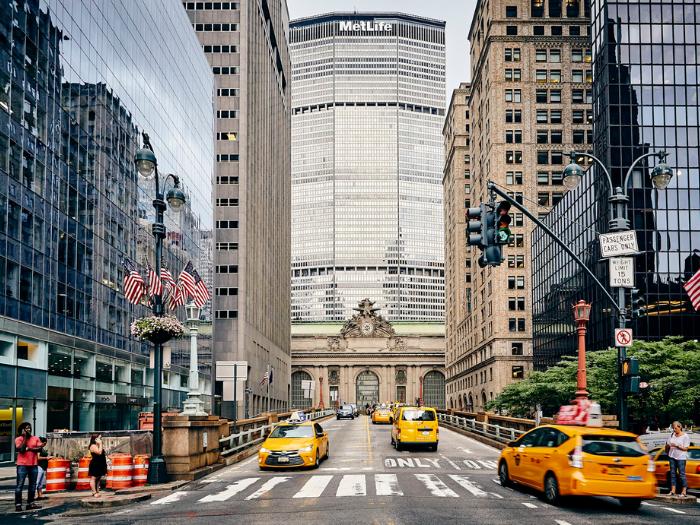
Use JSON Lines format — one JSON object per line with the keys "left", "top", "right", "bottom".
{"left": 130, "top": 315, "right": 185, "bottom": 345}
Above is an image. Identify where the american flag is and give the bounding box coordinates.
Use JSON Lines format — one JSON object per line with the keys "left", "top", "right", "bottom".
{"left": 147, "top": 264, "right": 163, "bottom": 298}
{"left": 260, "top": 367, "right": 270, "bottom": 387}
{"left": 168, "top": 283, "right": 187, "bottom": 310}
{"left": 684, "top": 269, "right": 700, "bottom": 311}
{"left": 122, "top": 258, "right": 145, "bottom": 305}
{"left": 192, "top": 269, "right": 210, "bottom": 308}
{"left": 178, "top": 261, "right": 197, "bottom": 299}
{"left": 160, "top": 267, "right": 176, "bottom": 288}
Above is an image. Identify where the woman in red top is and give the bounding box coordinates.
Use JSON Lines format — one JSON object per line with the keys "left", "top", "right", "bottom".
{"left": 14, "top": 422, "right": 44, "bottom": 512}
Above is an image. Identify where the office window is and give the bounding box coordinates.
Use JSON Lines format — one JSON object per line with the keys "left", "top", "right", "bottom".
{"left": 215, "top": 311, "right": 238, "bottom": 319}
{"left": 552, "top": 192, "right": 564, "bottom": 205}
{"left": 506, "top": 25, "right": 518, "bottom": 36}
{"left": 513, "top": 213, "right": 524, "bottom": 227}
{"left": 537, "top": 171, "right": 550, "bottom": 184}
{"left": 572, "top": 70, "right": 584, "bottom": 83}
{"left": 505, "top": 130, "right": 522, "bottom": 143}
{"left": 533, "top": 26, "right": 545, "bottom": 35}
{"left": 215, "top": 287, "right": 239, "bottom": 296}
{"left": 216, "top": 220, "right": 239, "bottom": 228}
{"left": 216, "top": 265, "right": 239, "bottom": 273}
{"left": 506, "top": 5, "right": 518, "bottom": 17}
{"left": 536, "top": 70, "right": 547, "bottom": 83}
{"left": 216, "top": 198, "right": 239, "bottom": 206}
{"left": 584, "top": 49, "right": 592, "bottom": 63}
{"left": 569, "top": 25, "right": 581, "bottom": 36}
{"left": 549, "top": 49, "right": 561, "bottom": 62}
{"left": 572, "top": 49, "right": 583, "bottom": 62}
{"left": 511, "top": 342, "right": 524, "bottom": 355}
{"left": 550, "top": 90, "right": 561, "bottom": 103}
{"left": 536, "top": 110, "right": 548, "bottom": 123}
{"left": 505, "top": 68, "right": 521, "bottom": 81}
{"left": 550, "top": 130, "right": 563, "bottom": 144}
{"left": 505, "top": 109, "right": 522, "bottom": 123}
{"left": 537, "top": 130, "right": 548, "bottom": 144}
{"left": 551, "top": 151, "right": 563, "bottom": 164}
{"left": 536, "top": 49, "right": 547, "bottom": 62}
{"left": 550, "top": 70, "right": 561, "bottom": 83}
{"left": 505, "top": 48, "right": 521, "bottom": 62}
{"left": 464, "top": 184, "right": 471, "bottom": 194}
{"left": 512, "top": 366, "right": 525, "bottom": 379}
{"left": 550, "top": 110, "right": 562, "bottom": 123}
{"left": 217, "top": 176, "right": 239, "bottom": 184}
{"left": 531, "top": 0, "right": 544, "bottom": 17}
{"left": 505, "top": 89, "right": 522, "bottom": 102}
{"left": 573, "top": 129, "right": 586, "bottom": 144}
{"left": 506, "top": 171, "right": 523, "bottom": 185}
{"left": 551, "top": 26, "right": 562, "bottom": 35}
{"left": 537, "top": 151, "right": 549, "bottom": 164}
{"left": 506, "top": 151, "right": 523, "bottom": 164}
{"left": 518, "top": 318, "right": 526, "bottom": 331}
{"left": 586, "top": 89, "right": 593, "bottom": 103}
{"left": 536, "top": 89, "right": 548, "bottom": 103}
{"left": 216, "top": 242, "right": 239, "bottom": 250}
{"left": 538, "top": 192, "right": 550, "bottom": 206}
{"left": 551, "top": 171, "right": 564, "bottom": 186}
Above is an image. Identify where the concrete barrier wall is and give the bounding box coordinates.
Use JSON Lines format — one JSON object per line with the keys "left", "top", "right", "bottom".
{"left": 46, "top": 430, "right": 152, "bottom": 462}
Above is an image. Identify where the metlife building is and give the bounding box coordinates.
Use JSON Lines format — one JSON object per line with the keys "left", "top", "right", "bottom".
{"left": 290, "top": 13, "right": 446, "bottom": 322}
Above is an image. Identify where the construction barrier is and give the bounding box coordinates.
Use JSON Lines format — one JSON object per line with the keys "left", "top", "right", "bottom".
{"left": 46, "top": 458, "right": 70, "bottom": 492}
{"left": 76, "top": 456, "right": 91, "bottom": 490}
{"left": 133, "top": 454, "right": 149, "bottom": 486}
{"left": 109, "top": 453, "right": 133, "bottom": 489}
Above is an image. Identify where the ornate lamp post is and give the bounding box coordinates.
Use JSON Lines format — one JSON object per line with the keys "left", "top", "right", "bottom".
{"left": 182, "top": 301, "right": 207, "bottom": 416}
{"left": 572, "top": 300, "right": 592, "bottom": 400}
{"left": 134, "top": 132, "right": 186, "bottom": 484}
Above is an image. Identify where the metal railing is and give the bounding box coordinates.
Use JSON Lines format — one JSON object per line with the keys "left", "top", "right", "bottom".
{"left": 438, "top": 413, "right": 526, "bottom": 444}
{"left": 219, "top": 409, "right": 335, "bottom": 457}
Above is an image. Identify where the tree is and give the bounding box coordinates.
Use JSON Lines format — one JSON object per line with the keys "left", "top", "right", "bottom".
{"left": 487, "top": 337, "right": 700, "bottom": 427}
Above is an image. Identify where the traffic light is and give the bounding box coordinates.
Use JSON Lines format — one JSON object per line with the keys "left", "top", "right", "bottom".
{"left": 630, "top": 288, "right": 646, "bottom": 318}
{"left": 467, "top": 204, "right": 503, "bottom": 267}
{"left": 621, "top": 357, "right": 640, "bottom": 394}
{"left": 495, "top": 201, "right": 512, "bottom": 244}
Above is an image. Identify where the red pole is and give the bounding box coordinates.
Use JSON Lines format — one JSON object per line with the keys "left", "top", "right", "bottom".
{"left": 419, "top": 375, "right": 424, "bottom": 406}
{"left": 574, "top": 301, "right": 590, "bottom": 400}
{"left": 319, "top": 377, "right": 324, "bottom": 409}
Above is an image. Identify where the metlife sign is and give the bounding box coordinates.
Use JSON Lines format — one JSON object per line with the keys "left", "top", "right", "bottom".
{"left": 339, "top": 20, "right": 393, "bottom": 32}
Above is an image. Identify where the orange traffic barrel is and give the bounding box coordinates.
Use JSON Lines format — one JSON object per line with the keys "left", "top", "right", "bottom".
{"left": 133, "top": 455, "right": 149, "bottom": 486}
{"left": 110, "top": 453, "right": 133, "bottom": 489}
{"left": 76, "top": 456, "right": 91, "bottom": 490}
{"left": 46, "top": 458, "right": 70, "bottom": 492}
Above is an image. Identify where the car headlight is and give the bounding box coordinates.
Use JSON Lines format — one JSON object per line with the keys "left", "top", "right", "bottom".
{"left": 259, "top": 447, "right": 270, "bottom": 454}
{"left": 300, "top": 445, "right": 314, "bottom": 452}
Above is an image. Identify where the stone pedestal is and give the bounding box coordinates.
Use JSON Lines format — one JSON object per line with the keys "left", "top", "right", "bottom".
{"left": 162, "top": 414, "right": 228, "bottom": 480}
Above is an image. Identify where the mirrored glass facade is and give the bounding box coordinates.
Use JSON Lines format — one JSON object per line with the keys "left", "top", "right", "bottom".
{"left": 532, "top": 0, "right": 700, "bottom": 369}
{"left": 290, "top": 13, "right": 445, "bottom": 322}
{"left": 0, "top": 0, "right": 213, "bottom": 446}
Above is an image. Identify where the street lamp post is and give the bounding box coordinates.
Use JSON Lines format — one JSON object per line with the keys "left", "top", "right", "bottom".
{"left": 563, "top": 150, "right": 673, "bottom": 430}
{"left": 134, "top": 132, "right": 187, "bottom": 484}
{"left": 182, "top": 301, "right": 207, "bottom": 416}
{"left": 572, "top": 300, "right": 592, "bottom": 400}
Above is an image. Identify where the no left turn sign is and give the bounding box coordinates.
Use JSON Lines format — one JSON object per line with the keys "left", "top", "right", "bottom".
{"left": 615, "top": 328, "right": 633, "bottom": 347}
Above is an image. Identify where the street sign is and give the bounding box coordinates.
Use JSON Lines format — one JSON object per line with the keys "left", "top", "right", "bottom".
{"left": 609, "top": 257, "right": 635, "bottom": 288}
{"left": 216, "top": 360, "right": 248, "bottom": 380}
{"left": 599, "top": 231, "right": 638, "bottom": 258}
{"left": 615, "top": 328, "right": 633, "bottom": 347}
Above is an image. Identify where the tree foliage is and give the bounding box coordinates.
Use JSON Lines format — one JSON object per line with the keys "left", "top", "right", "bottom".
{"left": 487, "top": 337, "right": 700, "bottom": 428}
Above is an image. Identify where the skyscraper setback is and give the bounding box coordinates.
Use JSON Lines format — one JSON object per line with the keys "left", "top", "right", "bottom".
{"left": 289, "top": 13, "right": 446, "bottom": 323}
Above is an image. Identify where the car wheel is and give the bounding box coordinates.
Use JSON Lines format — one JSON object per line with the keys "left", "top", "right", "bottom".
{"left": 351, "top": 416, "right": 354, "bottom": 419}
{"left": 543, "top": 473, "right": 560, "bottom": 505}
{"left": 313, "top": 451, "right": 320, "bottom": 469}
{"left": 336, "top": 416, "right": 340, "bottom": 420}
{"left": 498, "top": 461, "right": 511, "bottom": 487}
{"left": 618, "top": 498, "right": 642, "bottom": 511}
{"left": 325, "top": 445, "right": 329, "bottom": 460}
{"left": 430, "top": 443, "right": 438, "bottom": 452}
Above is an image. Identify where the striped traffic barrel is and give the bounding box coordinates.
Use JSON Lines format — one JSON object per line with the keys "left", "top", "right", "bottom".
{"left": 46, "top": 458, "right": 70, "bottom": 492}
{"left": 76, "top": 456, "right": 91, "bottom": 490}
{"left": 132, "top": 455, "right": 149, "bottom": 486}
{"left": 109, "top": 453, "right": 133, "bottom": 489}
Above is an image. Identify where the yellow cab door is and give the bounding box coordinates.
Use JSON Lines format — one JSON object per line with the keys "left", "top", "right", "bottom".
{"left": 510, "top": 428, "right": 545, "bottom": 485}
{"left": 580, "top": 433, "right": 648, "bottom": 482}
{"left": 653, "top": 449, "right": 670, "bottom": 485}
{"left": 524, "top": 427, "right": 570, "bottom": 490}
{"left": 313, "top": 423, "right": 327, "bottom": 457}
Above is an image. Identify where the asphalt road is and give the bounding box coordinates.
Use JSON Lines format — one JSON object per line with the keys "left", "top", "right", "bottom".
{"left": 60, "top": 416, "right": 700, "bottom": 524}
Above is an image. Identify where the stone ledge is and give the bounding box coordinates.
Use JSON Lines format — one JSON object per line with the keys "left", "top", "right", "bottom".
{"left": 114, "top": 480, "right": 189, "bottom": 495}
{"left": 654, "top": 494, "right": 698, "bottom": 505}
{"left": 79, "top": 493, "right": 151, "bottom": 508}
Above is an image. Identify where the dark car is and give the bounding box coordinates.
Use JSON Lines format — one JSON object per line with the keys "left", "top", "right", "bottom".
{"left": 337, "top": 404, "right": 355, "bottom": 420}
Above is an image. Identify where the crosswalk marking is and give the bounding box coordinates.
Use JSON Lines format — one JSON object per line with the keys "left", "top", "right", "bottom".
{"left": 448, "top": 475, "right": 487, "bottom": 497}
{"left": 151, "top": 491, "right": 189, "bottom": 505}
{"left": 336, "top": 475, "right": 367, "bottom": 497}
{"left": 245, "top": 476, "right": 290, "bottom": 500}
{"left": 415, "top": 474, "right": 459, "bottom": 498}
{"left": 661, "top": 507, "right": 686, "bottom": 514}
{"left": 199, "top": 478, "right": 259, "bottom": 503}
{"left": 293, "top": 475, "right": 333, "bottom": 498}
{"left": 375, "top": 474, "right": 403, "bottom": 496}
{"left": 555, "top": 521, "right": 573, "bottom": 525}
{"left": 521, "top": 502, "right": 538, "bottom": 508}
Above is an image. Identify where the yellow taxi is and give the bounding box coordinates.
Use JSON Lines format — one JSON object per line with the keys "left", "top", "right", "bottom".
{"left": 372, "top": 405, "right": 392, "bottom": 424}
{"left": 258, "top": 419, "right": 329, "bottom": 470}
{"left": 498, "top": 425, "right": 656, "bottom": 509}
{"left": 391, "top": 406, "right": 439, "bottom": 451}
{"left": 650, "top": 446, "right": 700, "bottom": 490}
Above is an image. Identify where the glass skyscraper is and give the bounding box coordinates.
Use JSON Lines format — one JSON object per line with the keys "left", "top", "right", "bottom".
{"left": 290, "top": 13, "right": 446, "bottom": 322}
{"left": 0, "top": 0, "right": 213, "bottom": 457}
{"left": 532, "top": 0, "right": 700, "bottom": 369}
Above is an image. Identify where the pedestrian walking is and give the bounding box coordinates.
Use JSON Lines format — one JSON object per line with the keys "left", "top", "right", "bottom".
{"left": 14, "top": 422, "right": 44, "bottom": 512}
{"left": 35, "top": 438, "right": 48, "bottom": 500}
{"left": 666, "top": 421, "right": 690, "bottom": 497}
{"left": 88, "top": 434, "right": 107, "bottom": 497}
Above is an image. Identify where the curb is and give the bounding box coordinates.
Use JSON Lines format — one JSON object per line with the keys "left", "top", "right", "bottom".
{"left": 654, "top": 494, "right": 698, "bottom": 505}
{"left": 80, "top": 493, "right": 151, "bottom": 508}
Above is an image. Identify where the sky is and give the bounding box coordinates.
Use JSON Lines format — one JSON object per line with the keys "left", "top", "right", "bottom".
{"left": 288, "top": 0, "right": 478, "bottom": 100}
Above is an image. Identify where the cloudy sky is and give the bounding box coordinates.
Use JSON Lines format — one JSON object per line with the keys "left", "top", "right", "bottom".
{"left": 288, "top": 0, "right": 479, "bottom": 98}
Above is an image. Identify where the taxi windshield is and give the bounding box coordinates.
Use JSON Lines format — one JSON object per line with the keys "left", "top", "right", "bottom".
{"left": 269, "top": 425, "right": 314, "bottom": 438}
{"left": 401, "top": 409, "right": 435, "bottom": 422}
{"left": 582, "top": 435, "right": 645, "bottom": 457}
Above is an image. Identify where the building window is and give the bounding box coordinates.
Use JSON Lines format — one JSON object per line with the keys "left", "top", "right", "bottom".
{"left": 512, "top": 366, "right": 525, "bottom": 379}
{"left": 212, "top": 66, "right": 239, "bottom": 75}
{"left": 550, "top": 110, "right": 562, "bottom": 124}
{"left": 573, "top": 130, "right": 586, "bottom": 144}
{"left": 537, "top": 130, "right": 548, "bottom": 144}
{"left": 217, "top": 132, "right": 238, "bottom": 141}
{"left": 550, "top": 130, "right": 563, "bottom": 144}
{"left": 464, "top": 184, "right": 471, "bottom": 194}
{"left": 511, "top": 342, "right": 524, "bottom": 356}
{"left": 513, "top": 213, "right": 524, "bottom": 226}
{"left": 216, "top": 110, "right": 238, "bottom": 118}
{"left": 549, "top": 49, "right": 561, "bottom": 62}
{"left": 550, "top": 70, "right": 561, "bottom": 83}
{"left": 216, "top": 176, "right": 239, "bottom": 184}
{"left": 505, "top": 48, "right": 521, "bottom": 62}
{"left": 538, "top": 192, "right": 551, "bottom": 206}
{"left": 552, "top": 192, "right": 564, "bottom": 205}
{"left": 215, "top": 287, "right": 238, "bottom": 296}
{"left": 506, "top": 151, "right": 523, "bottom": 164}
{"left": 533, "top": 25, "right": 545, "bottom": 35}
{"left": 216, "top": 242, "right": 238, "bottom": 250}
{"left": 551, "top": 26, "right": 562, "bottom": 35}
{"left": 550, "top": 90, "right": 561, "bottom": 103}
{"left": 536, "top": 89, "right": 547, "bottom": 103}
{"left": 215, "top": 198, "right": 239, "bottom": 206}
{"left": 536, "top": 49, "right": 547, "bottom": 62}
{"left": 215, "top": 310, "right": 238, "bottom": 319}
{"left": 536, "top": 109, "right": 548, "bottom": 123}
{"left": 572, "top": 49, "right": 583, "bottom": 62}
{"left": 505, "top": 130, "right": 522, "bottom": 143}
{"left": 216, "top": 265, "right": 239, "bottom": 273}
{"left": 505, "top": 89, "right": 522, "bottom": 103}
{"left": 572, "top": 108, "right": 586, "bottom": 122}
{"left": 536, "top": 69, "right": 547, "bottom": 83}
{"left": 506, "top": 5, "right": 518, "bottom": 17}
{"left": 531, "top": 0, "right": 544, "bottom": 17}
{"left": 569, "top": 25, "right": 581, "bottom": 36}
{"left": 215, "top": 220, "right": 239, "bottom": 228}
{"left": 505, "top": 68, "right": 521, "bottom": 81}
{"left": 193, "top": 23, "right": 238, "bottom": 31}
{"left": 551, "top": 151, "right": 563, "bottom": 164}
{"left": 505, "top": 109, "right": 522, "bottom": 123}
{"left": 506, "top": 171, "right": 523, "bottom": 185}
{"left": 572, "top": 70, "right": 584, "bottom": 83}
{"left": 508, "top": 276, "right": 526, "bottom": 289}
{"left": 537, "top": 171, "right": 550, "bottom": 184}
{"left": 506, "top": 25, "right": 518, "bottom": 36}
{"left": 537, "top": 151, "right": 549, "bottom": 164}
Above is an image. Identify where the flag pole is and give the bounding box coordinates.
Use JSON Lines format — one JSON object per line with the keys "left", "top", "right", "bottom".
{"left": 266, "top": 365, "right": 270, "bottom": 413}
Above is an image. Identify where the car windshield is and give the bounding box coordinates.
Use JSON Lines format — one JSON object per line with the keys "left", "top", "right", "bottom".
{"left": 402, "top": 409, "right": 436, "bottom": 422}
{"left": 340, "top": 405, "right": 352, "bottom": 410}
{"left": 582, "top": 435, "right": 645, "bottom": 457}
{"left": 269, "top": 425, "right": 314, "bottom": 438}
{"left": 688, "top": 449, "right": 700, "bottom": 460}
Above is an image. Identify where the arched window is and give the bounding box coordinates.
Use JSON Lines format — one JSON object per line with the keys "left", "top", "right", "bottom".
{"left": 355, "top": 370, "right": 379, "bottom": 406}
{"left": 468, "top": 393, "right": 474, "bottom": 412}
{"left": 481, "top": 391, "right": 487, "bottom": 408}
{"left": 291, "top": 371, "right": 312, "bottom": 409}
{"left": 423, "top": 371, "right": 446, "bottom": 409}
